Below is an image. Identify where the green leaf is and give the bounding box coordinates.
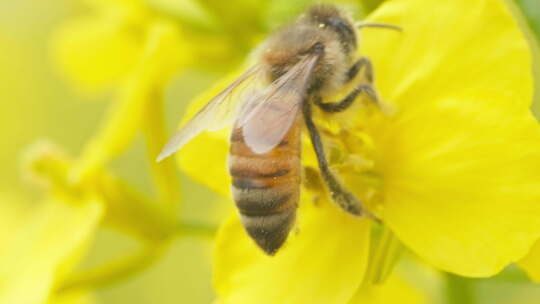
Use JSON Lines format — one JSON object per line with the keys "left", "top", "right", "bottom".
{"left": 516, "top": 0, "right": 540, "bottom": 37}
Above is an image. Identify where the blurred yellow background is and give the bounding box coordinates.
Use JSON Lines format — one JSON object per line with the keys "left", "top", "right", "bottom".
{"left": 1, "top": 0, "right": 540, "bottom": 303}
{"left": 0, "top": 1, "right": 224, "bottom": 303}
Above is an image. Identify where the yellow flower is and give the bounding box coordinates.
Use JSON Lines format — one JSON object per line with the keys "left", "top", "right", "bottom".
{"left": 350, "top": 278, "right": 426, "bottom": 304}
{"left": 519, "top": 240, "right": 540, "bottom": 281}
{"left": 349, "top": 253, "right": 446, "bottom": 304}
{"left": 512, "top": 0, "right": 540, "bottom": 284}
{"left": 0, "top": 192, "right": 102, "bottom": 304}
{"left": 176, "top": 0, "right": 540, "bottom": 302}
{"left": 11, "top": 132, "right": 180, "bottom": 302}
{"left": 51, "top": 0, "right": 153, "bottom": 91}
{"left": 50, "top": 0, "right": 257, "bottom": 93}
{"left": 14, "top": 2, "right": 223, "bottom": 300}
{"left": 69, "top": 23, "right": 185, "bottom": 188}
{"left": 359, "top": 0, "right": 540, "bottom": 277}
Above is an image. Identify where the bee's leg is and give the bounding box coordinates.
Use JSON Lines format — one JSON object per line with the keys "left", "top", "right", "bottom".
{"left": 314, "top": 83, "right": 379, "bottom": 113}
{"left": 316, "top": 57, "right": 379, "bottom": 113}
{"left": 345, "top": 56, "right": 373, "bottom": 83}
{"left": 302, "top": 101, "right": 376, "bottom": 219}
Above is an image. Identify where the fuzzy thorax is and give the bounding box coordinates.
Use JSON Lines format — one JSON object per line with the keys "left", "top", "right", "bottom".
{"left": 259, "top": 4, "right": 358, "bottom": 98}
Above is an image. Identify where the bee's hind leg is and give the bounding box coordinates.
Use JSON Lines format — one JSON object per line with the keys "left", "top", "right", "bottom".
{"left": 302, "top": 101, "right": 377, "bottom": 220}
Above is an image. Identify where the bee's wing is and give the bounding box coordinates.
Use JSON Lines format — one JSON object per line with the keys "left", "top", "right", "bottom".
{"left": 238, "top": 55, "right": 319, "bottom": 154}
{"left": 157, "top": 66, "right": 261, "bottom": 162}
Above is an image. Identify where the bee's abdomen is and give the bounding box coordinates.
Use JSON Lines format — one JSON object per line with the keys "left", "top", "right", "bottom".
{"left": 229, "top": 124, "right": 301, "bottom": 255}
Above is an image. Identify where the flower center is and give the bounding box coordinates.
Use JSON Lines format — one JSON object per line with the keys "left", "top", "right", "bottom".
{"left": 317, "top": 109, "right": 387, "bottom": 215}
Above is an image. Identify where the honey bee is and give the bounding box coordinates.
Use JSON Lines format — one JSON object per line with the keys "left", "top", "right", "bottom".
{"left": 157, "top": 4, "right": 400, "bottom": 255}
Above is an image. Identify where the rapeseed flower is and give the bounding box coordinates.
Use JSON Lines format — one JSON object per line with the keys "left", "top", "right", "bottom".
{"left": 6, "top": 21, "right": 190, "bottom": 301}
{"left": 51, "top": 0, "right": 267, "bottom": 93}
{"left": 520, "top": 240, "right": 540, "bottom": 281}
{"left": 10, "top": 132, "right": 186, "bottom": 302}
{"left": 5, "top": 4, "right": 208, "bottom": 300}
{"left": 1, "top": 143, "right": 104, "bottom": 304}
{"left": 0, "top": 192, "right": 101, "bottom": 304}
{"left": 176, "top": 0, "right": 540, "bottom": 302}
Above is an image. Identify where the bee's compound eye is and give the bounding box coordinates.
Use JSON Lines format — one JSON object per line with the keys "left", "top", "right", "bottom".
{"left": 311, "top": 42, "right": 325, "bottom": 54}
{"left": 328, "top": 17, "right": 350, "bottom": 32}
{"left": 326, "top": 16, "right": 356, "bottom": 53}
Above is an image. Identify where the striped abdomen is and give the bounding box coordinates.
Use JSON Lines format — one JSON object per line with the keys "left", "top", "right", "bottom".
{"left": 228, "top": 117, "right": 301, "bottom": 255}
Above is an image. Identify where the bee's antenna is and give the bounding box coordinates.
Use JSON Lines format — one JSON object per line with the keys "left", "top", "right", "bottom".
{"left": 355, "top": 22, "right": 402, "bottom": 32}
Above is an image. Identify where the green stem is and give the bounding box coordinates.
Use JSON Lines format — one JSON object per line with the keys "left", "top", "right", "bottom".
{"left": 348, "top": 227, "right": 402, "bottom": 304}
{"left": 445, "top": 273, "right": 476, "bottom": 304}
{"left": 365, "top": 226, "right": 403, "bottom": 285}
{"left": 175, "top": 221, "right": 218, "bottom": 238}
{"left": 143, "top": 87, "right": 182, "bottom": 216}
{"left": 55, "top": 222, "right": 217, "bottom": 294}
{"left": 56, "top": 242, "right": 169, "bottom": 294}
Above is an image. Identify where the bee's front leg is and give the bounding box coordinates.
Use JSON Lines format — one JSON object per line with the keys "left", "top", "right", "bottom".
{"left": 314, "top": 84, "right": 379, "bottom": 113}
{"left": 302, "top": 100, "right": 377, "bottom": 220}
{"left": 345, "top": 56, "right": 374, "bottom": 83}
{"left": 315, "top": 56, "right": 381, "bottom": 113}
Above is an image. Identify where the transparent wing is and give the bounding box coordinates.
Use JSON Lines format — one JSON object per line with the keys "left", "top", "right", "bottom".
{"left": 238, "top": 55, "right": 319, "bottom": 154}
{"left": 157, "top": 66, "right": 261, "bottom": 161}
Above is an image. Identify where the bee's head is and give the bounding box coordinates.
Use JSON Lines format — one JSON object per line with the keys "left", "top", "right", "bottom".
{"left": 259, "top": 4, "right": 357, "bottom": 93}
{"left": 303, "top": 4, "right": 357, "bottom": 56}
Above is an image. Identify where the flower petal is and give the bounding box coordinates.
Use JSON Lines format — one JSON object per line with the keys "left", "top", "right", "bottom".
{"left": 0, "top": 195, "right": 102, "bottom": 304}
{"left": 51, "top": 15, "right": 143, "bottom": 91}
{"left": 71, "top": 23, "right": 186, "bottom": 183}
{"left": 179, "top": 130, "right": 231, "bottom": 196}
{"left": 357, "top": 0, "right": 540, "bottom": 277}
{"left": 372, "top": 100, "right": 540, "bottom": 277}
{"left": 213, "top": 197, "right": 371, "bottom": 304}
{"left": 349, "top": 276, "right": 428, "bottom": 304}
{"left": 519, "top": 239, "right": 540, "bottom": 282}
{"left": 349, "top": 254, "right": 443, "bottom": 304}
{"left": 363, "top": 0, "right": 533, "bottom": 109}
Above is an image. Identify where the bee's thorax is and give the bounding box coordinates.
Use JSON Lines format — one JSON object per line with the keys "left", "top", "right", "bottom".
{"left": 259, "top": 4, "right": 357, "bottom": 97}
